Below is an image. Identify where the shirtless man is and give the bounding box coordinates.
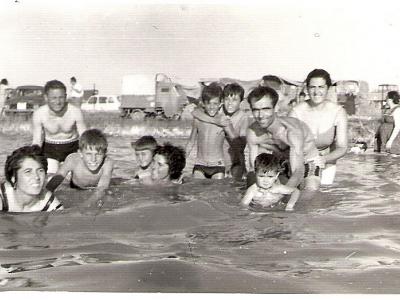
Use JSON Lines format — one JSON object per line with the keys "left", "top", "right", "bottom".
{"left": 246, "top": 86, "right": 322, "bottom": 190}
{"left": 32, "top": 80, "right": 87, "bottom": 174}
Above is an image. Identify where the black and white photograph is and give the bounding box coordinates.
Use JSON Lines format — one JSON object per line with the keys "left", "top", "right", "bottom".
{"left": 1, "top": 0, "right": 400, "bottom": 296}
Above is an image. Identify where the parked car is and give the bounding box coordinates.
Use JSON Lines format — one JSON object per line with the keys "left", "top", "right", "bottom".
{"left": 81, "top": 95, "right": 121, "bottom": 112}
{"left": 2, "top": 85, "right": 45, "bottom": 115}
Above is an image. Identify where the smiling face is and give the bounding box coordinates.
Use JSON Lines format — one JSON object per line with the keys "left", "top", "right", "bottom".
{"left": 80, "top": 147, "right": 106, "bottom": 172}
{"left": 307, "top": 77, "right": 328, "bottom": 105}
{"left": 15, "top": 158, "right": 46, "bottom": 196}
{"left": 151, "top": 154, "right": 169, "bottom": 181}
{"left": 223, "top": 94, "right": 241, "bottom": 115}
{"left": 46, "top": 88, "right": 67, "bottom": 114}
{"left": 256, "top": 169, "right": 279, "bottom": 189}
{"left": 135, "top": 149, "right": 154, "bottom": 169}
{"left": 204, "top": 97, "right": 221, "bottom": 117}
{"left": 250, "top": 96, "right": 276, "bottom": 129}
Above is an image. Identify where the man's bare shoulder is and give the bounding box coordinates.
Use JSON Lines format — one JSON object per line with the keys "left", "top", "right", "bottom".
{"left": 33, "top": 105, "right": 49, "bottom": 118}
{"left": 66, "top": 104, "right": 83, "bottom": 117}
{"left": 291, "top": 101, "right": 310, "bottom": 113}
{"left": 65, "top": 152, "right": 82, "bottom": 164}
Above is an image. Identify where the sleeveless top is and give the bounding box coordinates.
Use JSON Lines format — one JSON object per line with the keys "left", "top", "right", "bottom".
{"left": 0, "top": 182, "right": 63, "bottom": 212}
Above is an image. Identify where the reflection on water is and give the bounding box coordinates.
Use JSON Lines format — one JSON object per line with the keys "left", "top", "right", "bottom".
{"left": 1, "top": 134, "right": 400, "bottom": 292}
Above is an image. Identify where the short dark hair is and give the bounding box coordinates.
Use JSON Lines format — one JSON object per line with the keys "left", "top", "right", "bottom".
{"left": 79, "top": 129, "right": 108, "bottom": 154}
{"left": 154, "top": 143, "right": 186, "bottom": 180}
{"left": 387, "top": 91, "right": 400, "bottom": 104}
{"left": 223, "top": 83, "right": 244, "bottom": 101}
{"left": 131, "top": 135, "right": 158, "bottom": 152}
{"left": 44, "top": 80, "right": 66, "bottom": 95}
{"left": 201, "top": 82, "right": 223, "bottom": 103}
{"left": 299, "top": 91, "right": 306, "bottom": 97}
{"left": 5, "top": 145, "right": 47, "bottom": 188}
{"left": 254, "top": 153, "right": 280, "bottom": 174}
{"left": 305, "top": 69, "right": 332, "bottom": 87}
{"left": 70, "top": 77, "right": 77, "bottom": 82}
{"left": 247, "top": 86, "right": 279, "bottom": 108}
{"left": 0, "top": 78, "right": 8, "bottom": 85}
{"left": 261, "top": 75, "right": 282, "bottom": 89}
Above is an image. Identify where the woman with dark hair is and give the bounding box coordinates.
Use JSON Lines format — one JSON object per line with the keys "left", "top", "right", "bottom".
{"left": 0, "top": 145, "right": 63, "bottom": 212}
{"left": 375, "top": 91, "right": 400, "bottom": 153}
{"left": 288, "top": 69, "right": 348, "bottom": 185}
{"left": 151, "top": 143, "right": 186, "bottom": 184}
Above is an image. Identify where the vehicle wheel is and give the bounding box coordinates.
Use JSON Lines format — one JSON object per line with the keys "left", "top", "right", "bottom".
{"left": 130, "top": 110, "right": 145, "bottom": 121}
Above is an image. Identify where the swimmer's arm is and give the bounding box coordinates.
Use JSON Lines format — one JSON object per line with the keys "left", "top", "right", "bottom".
{"left": 285, "top": 188, "right": 300, "bottom": 211}
{"left": 96, "top": 159, "right": 114, "bottom": 191}
{"left": 32, "top": 110, "right": 44, "bottom": 146}
{"left": 185, "top": 120, "right": 198, "bottom": 156}
{"left": 387, "top": 109, "right": 400, "bottom": 149}
{"left": 75, "top": 108, "right": 87, "bottom": 136}
{"left": 246, "top": 128, "right": 259, "bottom": 171}
{"left": 49, "top": 196, "right": 64, "bottom": 211}
{"left": 323, "top": 107, "right": 348, "bottom": 163}
{"left": 286, "top": 129, "right": 305, "bottom": 188}
{"left": 241, "top": 184, "right": 257, "bottom": 207}
{"left": 45, "top": 155, "right": 74, "bottom": 192}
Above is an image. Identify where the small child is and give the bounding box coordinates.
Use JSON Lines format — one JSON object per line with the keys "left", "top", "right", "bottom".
{"left": 151, "top": 143, "right": 186, "bottom": 184}
{"left": 46, "top": 129, "right": 114, "bottom": 195}
{"left": 186, "top": 82, "right": 235, "bottom": 179}
{"left": 131, "top": 135, "right": 158, "bottom": 181}
{"left": 241, "top": 153, "right": 300, "bottom": 211}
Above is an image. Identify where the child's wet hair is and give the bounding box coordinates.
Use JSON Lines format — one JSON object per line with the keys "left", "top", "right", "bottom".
{"left": 154, "top": 143, "right": 186, "bottom": 180}
{"left": 131, "top": 135, "right": 158, "bottom": 152}
{"left": 254, "top": 153, "right": 281, "bottom": 174}
{"left": 201, "top": 82, "right": 223, "bottom": 104}
{"left": 79, "top": 129, "right": 108, "bottom": 154}
{"left": 223, "top": 83, "right": 244, "bottom": 101}
{"left": 247, "top": 86, "right": 279, "bottom": 108}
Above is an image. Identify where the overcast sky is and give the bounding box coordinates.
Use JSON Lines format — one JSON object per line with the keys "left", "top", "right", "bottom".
{"left": 1, "top": 0, "right": 400, "bottom": 94}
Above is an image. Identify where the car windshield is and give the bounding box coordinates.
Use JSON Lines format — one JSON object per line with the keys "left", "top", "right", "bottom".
{"left": 20, "top": 89, "right": 43, "bottom": 97}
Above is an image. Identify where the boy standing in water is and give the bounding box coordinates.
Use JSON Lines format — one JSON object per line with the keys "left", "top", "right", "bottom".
{"left": 186, "top": 83, "right": 235, "bottom": 179}
{"left": 241, "top": 153, "right": 300, "bottom": 211}
{"left": 131, "top": 135, "right": 158, "bottom": 181}
{"left": 191, "top": 83, "right": 249, "bottom": 180}
{"left": 46, "top": 129, "right": 114, "bottom": 202}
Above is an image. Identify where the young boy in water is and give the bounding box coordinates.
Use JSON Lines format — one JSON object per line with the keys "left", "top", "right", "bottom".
{"left": 46, "top": 129, "right": 114, "bottom": 196}
{"left": 131, "top": 135, "right": 158, "bottom": 181}
{"left": 191, "top": 83, "right": 249, "bottom": 180}
{"left": 241, "top": 153, "right": 300, "bottom": 211}
{"left": 186, "top": 82, "right": 235, "bottom": 179}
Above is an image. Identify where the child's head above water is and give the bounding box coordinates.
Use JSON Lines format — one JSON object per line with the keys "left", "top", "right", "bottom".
{"left": 254, "top": 153, "right": 281, "bottom": 189}
{"left": 79, "top": 129, "right": 108, "bottom": 172}
{"left": 222, "top": 83, "right": 244, "bottom": 115}
{"left": 131, "top": 135, "right": 158, "bottom": 169}
{"left": 152, "top": 143, "right": 186, "bottom": 181}
{"left": 201, "top": 82, "right": 223, "bottom": 117}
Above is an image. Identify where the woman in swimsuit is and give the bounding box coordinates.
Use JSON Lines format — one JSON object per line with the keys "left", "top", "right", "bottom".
{"left": 0, "top": 145, "right": 63, "bottom": 212}
{"left": 288, "top": 69, "right": 348, "bottom": 185}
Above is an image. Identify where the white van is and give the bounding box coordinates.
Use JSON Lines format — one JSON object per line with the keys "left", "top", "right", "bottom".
{"left": 81, "top": 95, "right": 121, "bottom": 112}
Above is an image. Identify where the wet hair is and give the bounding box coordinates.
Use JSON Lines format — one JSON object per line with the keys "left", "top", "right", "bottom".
{"left": 5, "top": 145, "right": 47, "bottom": 188}
{"left": 44, "top": 80, "right": 67, "bottom": 95}
{"left": 305, "top": 69, "right": 332, "bottom": 87}
{"left": 387, "top": 91, "right": 400, "bottom": 104}
{"left": 0, "top": 78, "right": 8, "bottom": 85}
{"left": 201, "top": 82, "right": 223, "bottom": 104}
{"left": 254, "top": 153, "right": 280, "bottom": 174}
{"left": 223, "top": 83, "right": 244, "bottom": 101}
{"left": 131, "top": 135, "right": 158, "bottom": 152}
{"left": 247, "top": 86, "right": 279, "bottom": 108}
{"left": 79, "top": 129, "right": 108, "bottom": 154}
{"left": 154, "top": 143, "right": 186, "bottom": 180}
{"left": 70, "top": 77, "right": 77, "bottom": 82}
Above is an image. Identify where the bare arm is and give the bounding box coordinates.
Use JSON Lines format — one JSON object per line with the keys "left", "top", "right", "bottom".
{"left": 285, "top": 188, "right": 300, "bottom": 211}
{"left": 246, "top": 128, "right": 259, "bottom": 171}
{"left": 185, "top": 120, "right": 198, "bottom": 156}
{"left": 96, "top": 159, "right": 114, "bottom": 191}
{"left": 240, "top": 184, "right": 257, "bottom": 207}
{"left": 191, "top": 107, "right": 221, "bottom": 126}
{"left": 45, "top": 155, "right": 74, "bottom": 191}
{"left": 387, "top": 109, "right": 400, "bottom": 149}
{"left": 32, "top": 110, "right": 44, "bottom": 146}
{"left": 323, "top": 107, "right": 348, "bottom": 163}
{"left": 286, "top": 129, "right": 305, "bottom": 188}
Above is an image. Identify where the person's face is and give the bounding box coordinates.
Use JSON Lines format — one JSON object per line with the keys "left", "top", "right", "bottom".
{"left": 256, "top": 169, "right": 279, "bottom": 189}
{"left": 151, "top": 154, "right": 169, "bottom": 181}
{"left": 223, "top": 94, "right": 241, "bottom": 114}
{"left": 204, "top": 97, "right": 221, "bottom": 117}
{"left": 80, "top": 147, "right": 106, "bottom": 172}
{"left": 135, "top": 149, "right": 154, "bottom": 168}
{"left": 250, "top": 96, "right": 275, "bottom": 128}
{"left": 307, "top": 77, "right": 328, "bottom": 105}
{"left": 46, "top": 88, "right": 67, "bottom": 113}
{"left": 15, "top": 158, "right": 46, "bottom": 196}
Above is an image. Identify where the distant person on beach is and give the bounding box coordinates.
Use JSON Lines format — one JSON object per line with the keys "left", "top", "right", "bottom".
{"left": 131, "top": 135, "right": 158, "bottom": 183}
{"left": 69, "top": 76, "right": 84, "bottom": 107}
{"left": 0, "top": 145, "right": 63, "bottom": 212}
{"left": 32, "top": 80, "right": 87, "bottom": 174}
{"left": 246, "top": 86, "right": 322, "bottom": 191}
{"left": 0, "top": 78, "right": 9, "bottom": 116}
{"left": 46, "top": 129, "right": 114, "bottom": 198}
{"left": 288, "top": 69, "right": 348, "bottom": 185}
{"left": 191, "top": 83, "right": 249, "bottom": 180}
{"left": 375, "top": 91, "right": 400, "bottom": 154}
{"left": 151, "top": 143, "right": 186, "bottom": 184}
{"left": 241, "top": 153, "right": 300, "bottom": 211}
{"left": 186, "top": 82, "right": 235, "bottom": 179}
